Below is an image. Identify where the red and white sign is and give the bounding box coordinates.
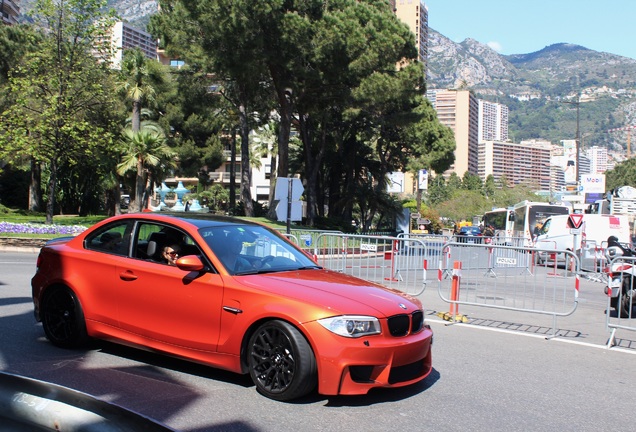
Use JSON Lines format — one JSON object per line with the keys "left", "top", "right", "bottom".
{"left": 568, "top": 213, "right": 584, "bottom": 229}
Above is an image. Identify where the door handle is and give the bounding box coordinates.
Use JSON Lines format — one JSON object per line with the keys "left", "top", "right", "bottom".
{"left": 119, "top": 271, "right": 138, "bottom": 281}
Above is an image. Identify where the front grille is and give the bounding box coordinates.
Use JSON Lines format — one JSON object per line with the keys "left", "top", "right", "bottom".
{"left": 387, "top": 310, "right": 425, "bottom": 337}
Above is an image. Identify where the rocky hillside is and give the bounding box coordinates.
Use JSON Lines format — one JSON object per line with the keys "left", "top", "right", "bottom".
{"left": 427, "top": 29, "right": 636, "bottom": 149}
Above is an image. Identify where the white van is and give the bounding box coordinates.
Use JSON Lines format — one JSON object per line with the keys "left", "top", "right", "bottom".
{"left": 534, "top": 214, "right": 631, "bottom": 263}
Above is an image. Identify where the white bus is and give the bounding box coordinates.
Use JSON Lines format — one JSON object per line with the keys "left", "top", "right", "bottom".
{"left": 481, "top": 208, "right": 514, "bottom": 241}
{"left": 512, "top": 201, "right": 570, "bottom": 246}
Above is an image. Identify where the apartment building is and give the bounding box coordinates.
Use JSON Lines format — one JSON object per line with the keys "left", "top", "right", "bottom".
{"left": 392, "top": 0, "right": 429, "bottom": 69}
{"left": 107, "top": 21, "right": 158, "bottom": 69}
{"left": 479, "top": 140, "right": 553, "bottom": 190}
{"left": 478, "top": 99, "right": 509, "bottom": 142}
{"left": 427, "top": 89, "right": 479, "bottom": 177}
{"left": 586, "top": 145, "right": 608, "bottom": 174}
{"left": 1, "top": 0, "right": 19, "bottom": 25}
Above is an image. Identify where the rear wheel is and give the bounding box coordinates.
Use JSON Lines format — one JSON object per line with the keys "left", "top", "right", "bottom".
{"left": 247, "top": 320, "right": 317, "bottom": 401}
{"left": 41, "top": 286, "right": 89, "bottom": 348}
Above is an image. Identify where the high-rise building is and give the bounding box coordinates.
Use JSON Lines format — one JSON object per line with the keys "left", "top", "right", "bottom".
{"left": 1, "top": 0, "right": 19, "bottom": 25}
{"left": 107, "top": 21, "right": 158, "bottom": 69}
{"left": 586, "top": 146, "right": 608, "bottom": 174}
{"left": 392, "top": 0, "right": 428, "bottom": 69}
{"left": 427, "top": 89, "right": 479, "bottom": 177}
{"left": 478, "top": 100, "right": 509, "bottom": 142}
{"left": 479, "top": 140, "right": 552, "bottom": 190}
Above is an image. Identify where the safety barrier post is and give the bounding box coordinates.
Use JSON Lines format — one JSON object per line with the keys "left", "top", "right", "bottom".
{"left": 384, "top": 240, "right": 402, "bottom": 282}
{"left": 450, "top": 261, "right": 461, "bottom": 316}
{"left": 435, "top": 260, "right": 468, "bottom": 323}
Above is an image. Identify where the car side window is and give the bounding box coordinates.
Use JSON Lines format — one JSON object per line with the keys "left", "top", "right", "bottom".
{"left": 134, "top": 222, "right": 202, "bottom": 265}
{"left": 85, "top": 221, "right": 133, "bottom": 256}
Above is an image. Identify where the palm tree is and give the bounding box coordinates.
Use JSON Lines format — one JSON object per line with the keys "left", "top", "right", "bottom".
{"left": 120, "top": 49, "right": 158, "bottom": 133}
{"left": 117, "top": 123, "right": 176, "bottom": 212}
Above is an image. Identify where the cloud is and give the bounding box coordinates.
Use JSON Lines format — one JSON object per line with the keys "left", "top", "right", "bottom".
{"left": 487, "top": 41, "right": 503, "bottom": 52}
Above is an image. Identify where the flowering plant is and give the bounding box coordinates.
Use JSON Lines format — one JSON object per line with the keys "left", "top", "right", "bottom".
{"left": 0, "top": 222, "right": 87, "bottom": 236}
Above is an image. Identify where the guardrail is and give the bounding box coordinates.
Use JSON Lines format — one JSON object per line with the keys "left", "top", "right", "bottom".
{"left": 0, "top": 371, "right": 175, "bottom": 431}
{"left": 437, "top": 242, "right": 580, "bottom": 337}
{"left": 605, "top": 255, "right": 636, "bottom": 347}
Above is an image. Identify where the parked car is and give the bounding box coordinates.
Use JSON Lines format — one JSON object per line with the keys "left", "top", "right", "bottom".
{"left": 456, "top": 225, "right": 483, "bottom": 243}
{"left": 31, "top": 214, "right": 433, "bottom": 401}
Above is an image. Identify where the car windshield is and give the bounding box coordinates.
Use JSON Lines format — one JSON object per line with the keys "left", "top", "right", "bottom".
{"left": 198, "top": 224, "right": 320, "bottom": 275}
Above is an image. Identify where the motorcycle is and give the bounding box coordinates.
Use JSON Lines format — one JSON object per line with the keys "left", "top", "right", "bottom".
{"left": 604, "top": 236, "right": 636, "bottom": 318}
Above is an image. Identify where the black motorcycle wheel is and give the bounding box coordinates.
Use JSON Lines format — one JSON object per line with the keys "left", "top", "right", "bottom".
{"left": 619, "top": 277, "right": 634, "bottom": 318}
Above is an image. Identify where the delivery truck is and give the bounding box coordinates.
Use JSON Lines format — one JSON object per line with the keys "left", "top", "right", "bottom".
{"left": 533, "top": 213, "right": 630, "bottom": 265}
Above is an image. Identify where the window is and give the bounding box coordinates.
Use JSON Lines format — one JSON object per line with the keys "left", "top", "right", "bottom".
{"left": 85, "top": 221, "right": 134, "bottom": 257}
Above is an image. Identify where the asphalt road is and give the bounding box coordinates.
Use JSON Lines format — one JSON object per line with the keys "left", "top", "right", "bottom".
{"left": 2, "top": 250, "right": 636, "bottom": 432}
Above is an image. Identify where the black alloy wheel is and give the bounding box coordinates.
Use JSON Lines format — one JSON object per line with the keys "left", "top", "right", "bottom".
{"left": 247, "top": 320, "right": 317, "bottom": 401}
{"left": 41, "top": 286, "right": 89, "bottom": 348}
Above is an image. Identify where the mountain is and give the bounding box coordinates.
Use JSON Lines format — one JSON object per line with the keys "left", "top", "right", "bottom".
{"left": 19, "top": 0, "right": 157, "bottom": 29}
{"left": 427, "top": 29, "right": 636, "bottom": 150}
{"left": 16, "top": 2, "right": 636, "bottom": 153}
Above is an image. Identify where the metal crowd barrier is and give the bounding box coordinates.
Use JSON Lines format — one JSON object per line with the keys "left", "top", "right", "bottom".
{"left": 605, "top": 255, "right": 636, "bottom": 347}
{"left": 438, "top": 242, "right": 580, "bottom": 337}
{"left": 398, "top": 233, "right": 449, "bottom": 274}
{"left": 314, "top": 233, "right": 429, "bottom": 296}
{"left": 579, "top": 240, "right": 609, "bottom": 282}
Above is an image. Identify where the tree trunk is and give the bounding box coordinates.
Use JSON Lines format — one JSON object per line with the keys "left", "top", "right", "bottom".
{"left": 229, "top": 128, "right": 237, "bottom": 211}
{"left": 239, "top": 105, "right": 253, "bottom": 216}
{"left": 45, "top": 160, "right": 57, "bottom": 224}
{"left": 134, "top": 155, "right": 144, "bottom": 212}
{"left": 29, "top": 158, "right": 43, "bottom": 212}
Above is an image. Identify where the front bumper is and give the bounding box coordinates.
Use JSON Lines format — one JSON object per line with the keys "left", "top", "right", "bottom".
{"left": 305, "top": 322, "right": 433, "bottom": 396}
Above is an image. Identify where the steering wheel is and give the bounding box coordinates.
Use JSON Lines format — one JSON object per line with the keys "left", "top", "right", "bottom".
{"left": 260, "top": 255, "right": 275, "bottom": 266}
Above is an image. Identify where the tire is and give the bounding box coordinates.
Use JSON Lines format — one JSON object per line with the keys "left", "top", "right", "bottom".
{"left": 247, "top": 320, "right": 317, "bottom": 401}
{"left": 618, "top": 277, "right": 635, "bottom": 318}
{"left": 41, "top": 286, "right": 89, "bottom": 348}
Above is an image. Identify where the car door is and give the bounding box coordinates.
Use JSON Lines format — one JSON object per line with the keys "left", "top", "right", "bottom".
{"left": 114, "top": 222, "right": 224, "bottom": 352}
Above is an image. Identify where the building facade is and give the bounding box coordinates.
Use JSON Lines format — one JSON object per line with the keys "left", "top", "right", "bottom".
{"left": 427, "top": 89, "right": 479, "bottom": 177}
{"left": 392, "top": 0, "right": 428, "bottom": 69}
{"left": 586, "top": 145, "right": 608, "bottom": 174}
{"left": 1, "top": 0, "right": 19, "bottom": 25}
{"left": 108, "top": 21, "right": 158, "bottom": 69}
{"left": 479, "top": 140, "right": 553, "bottom": 190}
{"left": 478, "top": 99, "right": 509, "bottom": 142}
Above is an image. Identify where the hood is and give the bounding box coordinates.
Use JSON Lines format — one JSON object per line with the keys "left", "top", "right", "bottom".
{"left": 234, "top": 269, "right": 422, "bottom": 318}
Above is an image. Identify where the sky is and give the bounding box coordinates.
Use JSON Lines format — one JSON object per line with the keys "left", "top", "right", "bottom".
{"left": 424, "top": 0, "right": 636, "bottom": 60}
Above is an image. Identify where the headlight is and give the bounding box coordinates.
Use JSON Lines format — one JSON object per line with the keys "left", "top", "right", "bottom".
{"left": 317, "top": 316, "right": 381, "bottom": 338}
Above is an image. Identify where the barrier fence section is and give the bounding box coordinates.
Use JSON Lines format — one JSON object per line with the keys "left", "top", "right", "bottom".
{"left": 605, "top": 255, "right": 636, "bottom": 347}
{"left": 398, "top": 233, "right": 449, "bottom": 274}
{"left": 438, "top": 242, "right": 580, "bottom": 336}
{"left": 314, "top": 233, "right": 429, "bottom": 296}
{"left": 280, "top": 229, "right": 344, "bottom": 252}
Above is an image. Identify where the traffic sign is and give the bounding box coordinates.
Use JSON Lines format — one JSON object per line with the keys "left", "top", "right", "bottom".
{"left": 568, "top": 213, "right": 584, "bottom": 229}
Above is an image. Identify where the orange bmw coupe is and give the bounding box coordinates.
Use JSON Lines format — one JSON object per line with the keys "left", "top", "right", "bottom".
{"left": 32, "top": 214, "right": 433, "bottom": 401}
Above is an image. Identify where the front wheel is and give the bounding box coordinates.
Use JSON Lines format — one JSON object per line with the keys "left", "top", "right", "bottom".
{"left": 41, "top": 286, "right": 89, "bottom": 348}
{"left": 618, "top": 277, "right": 635, "bottom": 318}
{"left": 247, "top": 320, "right": 317, "bottom": 401}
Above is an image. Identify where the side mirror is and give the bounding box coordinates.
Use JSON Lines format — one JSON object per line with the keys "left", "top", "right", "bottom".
{"left": 175, "top": 255, "right": 205, "bottom": 272}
